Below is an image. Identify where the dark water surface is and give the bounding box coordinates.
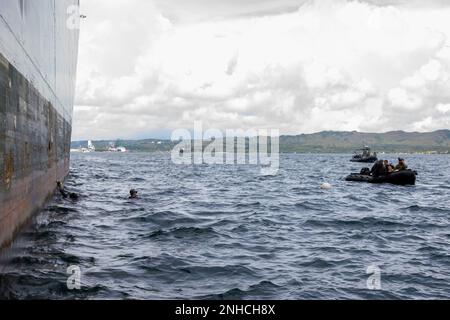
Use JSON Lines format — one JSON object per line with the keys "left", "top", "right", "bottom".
{"left": 1, "top": 153, "right": 449, "bottom": 299}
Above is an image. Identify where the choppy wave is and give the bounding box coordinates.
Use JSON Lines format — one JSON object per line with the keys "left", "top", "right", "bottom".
{"left": 0, "top": 153, "right": 449, "bottom": 299}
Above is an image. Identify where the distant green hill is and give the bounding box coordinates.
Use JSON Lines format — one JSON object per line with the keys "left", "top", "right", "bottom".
{"left": 280, "top": 130, "right": 450, "bottom": 153}
{"left": 72, "top": 130, "right": 450, "bottom": 154}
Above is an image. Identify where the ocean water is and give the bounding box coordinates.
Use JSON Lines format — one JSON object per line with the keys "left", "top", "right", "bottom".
{"left": 0, "top": 152, "right": 449, "bottom": 299}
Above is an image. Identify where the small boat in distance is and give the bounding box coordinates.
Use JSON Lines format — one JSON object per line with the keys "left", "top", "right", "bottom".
{"left": 350, "top": 146, "right": 378, "bottom": 163}
{"left": 71, "top": 140, "right": 96, "bottom": 153}
{"left": 81, "top": 140, "right": 96, "bottom": 152}
{"left": 108, "top": 142, "right": 128, "bottom": 152}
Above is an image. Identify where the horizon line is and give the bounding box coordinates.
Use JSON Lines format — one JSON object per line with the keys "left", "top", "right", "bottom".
{"left": 71, "top": 128, "right": 450, "bottom": 142}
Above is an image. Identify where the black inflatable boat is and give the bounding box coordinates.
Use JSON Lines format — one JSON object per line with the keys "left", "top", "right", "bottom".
{"left": 350, "top": 155, "right": 378, "bottom": 163}
{"left": 345, "top": 169, "right": 416, "bottom": 186}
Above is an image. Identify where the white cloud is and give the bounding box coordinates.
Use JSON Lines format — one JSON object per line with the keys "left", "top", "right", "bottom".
{"left": 73, "top": 0, "right": 450, "bottom": 140}
{"left": 436, "top": 103, "right": 450, "bottom": 114}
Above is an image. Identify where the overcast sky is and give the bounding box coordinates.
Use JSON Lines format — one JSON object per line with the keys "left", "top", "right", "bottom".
{"left": 73, "top": 0, "right": 450, "bottom": 140}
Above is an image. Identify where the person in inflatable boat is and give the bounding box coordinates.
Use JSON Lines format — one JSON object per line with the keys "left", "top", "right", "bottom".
{"left": 394, "top": 158, "right": 408, "bottom": 171}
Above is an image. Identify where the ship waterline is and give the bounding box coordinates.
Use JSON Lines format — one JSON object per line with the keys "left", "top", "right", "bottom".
{"left": 0, "top": 1, "right": 79, "bottom": 248}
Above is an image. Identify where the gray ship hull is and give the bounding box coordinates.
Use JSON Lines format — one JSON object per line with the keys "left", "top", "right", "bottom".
{"left": 0, "top": 1, "right": 79, "bottom": 248}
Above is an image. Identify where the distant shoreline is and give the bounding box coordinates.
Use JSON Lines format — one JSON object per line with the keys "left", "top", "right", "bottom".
{"left": 72, "top": 129, "right": 450, "bottom": 154}
{"left": 71, "top": 150, "right": 450, "bottom": 155}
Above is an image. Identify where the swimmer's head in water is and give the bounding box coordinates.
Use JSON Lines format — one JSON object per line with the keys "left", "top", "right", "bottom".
{"left": 69, "top": 193, "right": 79, "bottom": 200}
{"left": 130, "top": 189, "right": 138, "bottom": 198}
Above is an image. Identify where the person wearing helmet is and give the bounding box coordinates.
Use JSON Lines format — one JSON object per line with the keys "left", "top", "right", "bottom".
{"left": 394, "top": 158, "right": 408, "bottom": 171}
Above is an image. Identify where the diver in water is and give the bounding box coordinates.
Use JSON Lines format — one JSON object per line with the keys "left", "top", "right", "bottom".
{"left": 56, "top": 181, "right": 79, "bottom": 200}
{"left": 370, "top": 160, "right": 387, "bottom": 177}
{"left": 129, "top": 189, "right": 138, "bottom": 199}
{"left": 395, "top": 158, "right": 408, "bottom": 171}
